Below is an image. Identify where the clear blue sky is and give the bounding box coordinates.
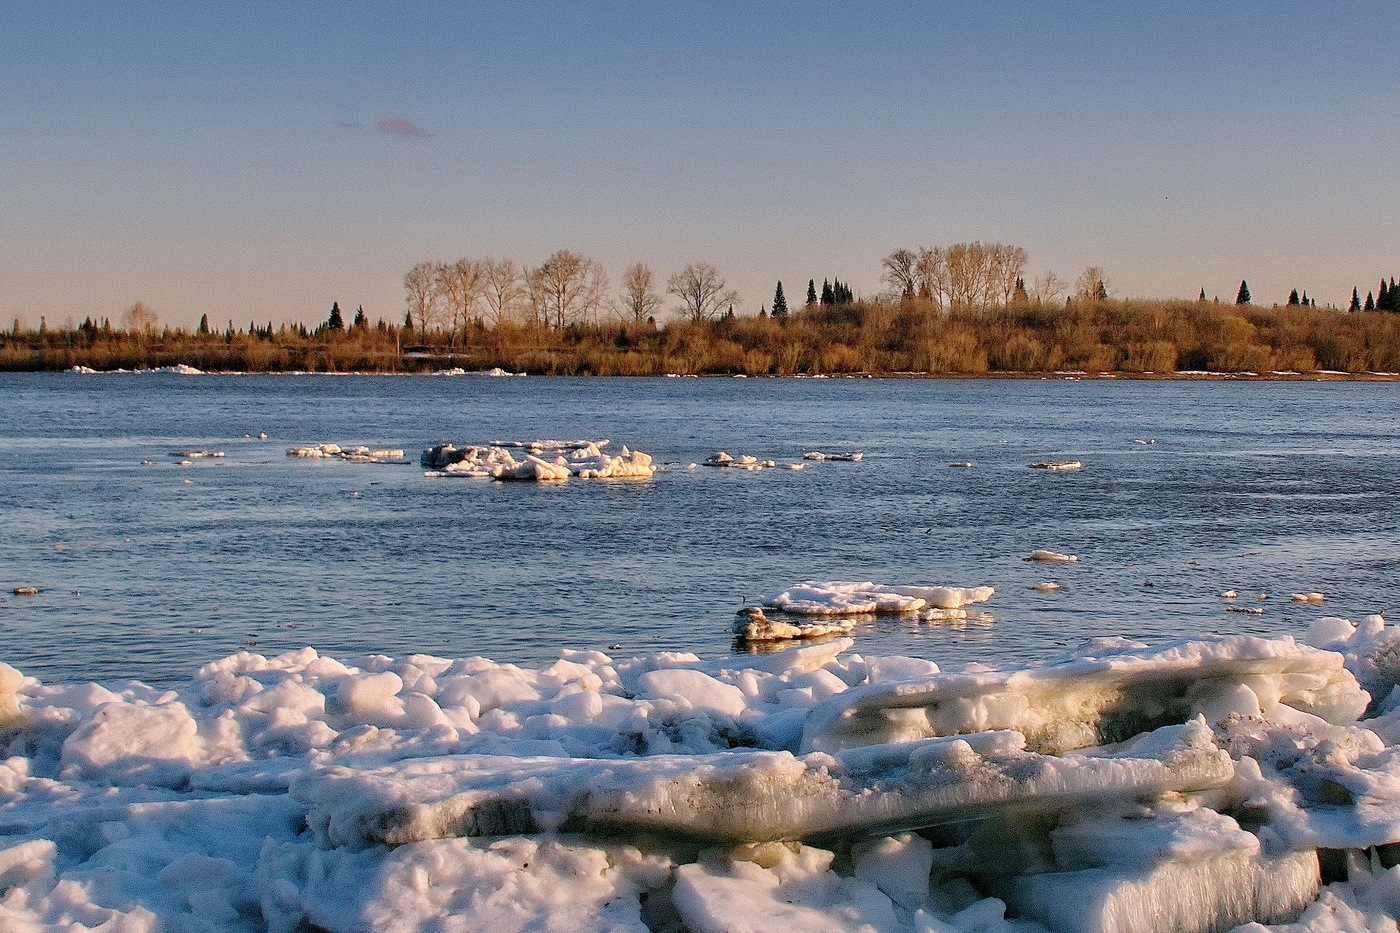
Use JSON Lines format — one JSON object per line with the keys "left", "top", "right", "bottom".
{"left": 3, "top": 1, "right": 1396, "bottom": 328}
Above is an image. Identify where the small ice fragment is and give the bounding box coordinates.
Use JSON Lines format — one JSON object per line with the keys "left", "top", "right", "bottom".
{"left": 1028, "top": 550, "right": 1078, "bottom": 562}
{"left": 12, "top": 586, "right": 40, "bottom": 595}
{"left": 1030, "top": 460, "right": 1083, "bottom": 470}
{"left": 1033, "top": 582, "right": 1062, "bottom": 591}
{"left": 949, "top": 461, "right": 973, "bottom": 468}
{"left": 1219, "top": 590, "right": 1238, "bottom": 599}
{"left": 1291, "top": 592, "right": 1326, "bottom": 602}
{"left": 784, "top": 463, "right": 805, "bottom": 471}
{"left": 733, "top": 607, "right": 855, "bottom": 642}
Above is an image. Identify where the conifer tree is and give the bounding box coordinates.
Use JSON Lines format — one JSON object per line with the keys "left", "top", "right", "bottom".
{"left": 1235, "top": 281, "right": 1251, "bottom": 305}
{"left": 1013, "top": 277, "right": 1029, "bottom": 305}
{"left": 353, "top": 305, "right": 367, "bottom": 328}
{"left": 806, "top": 280, "right": 817, "bottom": 306}
{"left": 772, "top": 281, "right": 788, "bottom": 318}
{"left": 327, "top": 302, "right": 344, "bottom": 330}
{"left": 1365, "top": 292, "right": 1376, "bottom": 312}
{"left": 1287, "top": 289, "right": 1300, "bottom": 306}
{"left": 1350, "top": 287, "right": 1361, "bottom": 312}
{"left": 197, "top": 314, "right": 209, "bottom": 334}
{"left": 820, "top": 279, "right": 834, "bottom": 305}
{"left": 1199, "top": 288, "right": 1207, "bottom": 302}
{"left": 1379, "top": 279, "right": 1392, "bottom": 312}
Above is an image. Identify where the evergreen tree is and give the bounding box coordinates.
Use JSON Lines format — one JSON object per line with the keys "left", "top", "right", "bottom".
{"left": 1287, "top": 289, "right": 1300, "bottom": 306}
{"left": 1365, "top": 292, "right": 1376, "bottom": 312}
{"left": 1235, "top": 281, "right": 1251, "bottom": 305}
{"left": 197, "top": 314, "right": 209, "bottom": 334}
{"left": 1350, "top": 287, "right": 1361, "bottom": 312}
{"left": 353, "top": 305, "right": 367, "bottom": 328}
{"left": 1013, "top": 277, "right": 1029, "bottom": 305}
{"left": 1199, "top": 287, "right": 1207, "bottom": 302}
{"left": 327, "top": 302, "right": 344, "bottom": 330}
{"left": 820, "top": 279, "right": 834, "bottom": 305}
{"left": 806, "top": 280, "right": 817, "bottom": 306}
{"left": 772, "top": 281, "right": 788, "bottom": 318}
{"left": 1301, "top": 291, "right": 1309, "bottom": 307}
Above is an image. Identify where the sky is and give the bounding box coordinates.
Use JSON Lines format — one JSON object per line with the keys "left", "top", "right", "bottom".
{"left": 2, "top": 1, "right": 1397, "bottom": 329}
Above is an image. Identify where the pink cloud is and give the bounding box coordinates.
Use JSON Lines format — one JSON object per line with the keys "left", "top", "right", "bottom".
{"left": 377, "top": 116, "right": 432, "bottom": 138}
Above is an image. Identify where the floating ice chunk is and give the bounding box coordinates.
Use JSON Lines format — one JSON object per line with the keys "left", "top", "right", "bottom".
{"left": 1034, "top": 582, "right": 1062, "bottom": 591}
{"left": 423, "top": 440, "right": 654, "bottom": 480}
{"left": 764, "top": 582, "right": 993, "bottom": 617}
{"left": 1028, "top": 550, "right": 1078, "bottom": 562}
{"left": 295, "top": 723, "right": 1234, "bottom": 846}
{"left": 886, "top": 585, "right": 995, "bottom": 611}
{"left": 949, "top": 461, "right": 974, "bottom": 468}
{"left": 1220, "top": 590, "right": 1239, "bottom": 598}
{"left": 288, "top": 443, "right": 405, "bottom": 463}
{"left": 1030, "top": 461, "right": 1082, "bottom": 470}
{"left": 170, "top": 450, "right": 224, "bottom": 458}
{"left": 802, "top": 450, "right": 863, "bottom": 461}
{"left": 1292, "top": 592, "right": 1327, "bottom": 602}
{"left": 734, "top": 607, "right": 857, "bottom": 642}
{"left": 66, "top": 365, "right": 98, "bottom": 374}
{"left": 799, "top": 635, "right": 1368, "bottom": 754}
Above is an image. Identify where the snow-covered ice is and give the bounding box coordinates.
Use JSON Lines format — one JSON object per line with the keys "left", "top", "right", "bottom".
{"left": 5, "top": 619, "right": 1400, "bottom": 931}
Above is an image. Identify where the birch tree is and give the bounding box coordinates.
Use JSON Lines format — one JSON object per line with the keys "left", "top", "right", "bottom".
{"left": 403, "top": 261, "right": 442, "bottom": 331}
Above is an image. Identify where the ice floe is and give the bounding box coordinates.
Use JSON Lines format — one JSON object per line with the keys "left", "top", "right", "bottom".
{"left": 734, "top": 607, "right": 857, "bottom": 643}
{"left": 1028, "top": 550, "right": 1078, "bottom": 562}
{"left": 763, "top": 582, "right": 996, "bottom": 617}
{"left": 287, "top": 443, "right": 407, "bottom": 462}
{"left": 803, "top": 450, "right": 864, "bottom": 461}
{"left": 421, "top": 440, "right": 654, "bottom": 481}
{"left": 1030, "top": 461, "right": 1082, "bottom": 470}
{"left": 5, "top": 620, "right": 1400, "bottom": 931}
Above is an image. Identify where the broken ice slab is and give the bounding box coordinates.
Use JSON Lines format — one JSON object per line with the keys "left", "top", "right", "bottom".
{"left": 995, "top": 848, "right": 1319, "bottom": 933}
{"left": 799, "top": 634, "right": 1368, "bottom": 755}
{"left": 294, "top": 721, "right": 1234, "bottom": 848}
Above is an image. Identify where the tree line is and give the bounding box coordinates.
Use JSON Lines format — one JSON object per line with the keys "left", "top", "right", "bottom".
{"left": 5, "top": 245, "right": 1399, "bottom": 376}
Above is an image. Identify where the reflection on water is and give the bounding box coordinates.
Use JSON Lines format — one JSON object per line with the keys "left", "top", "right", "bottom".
{"left": 1, "top": 373, "right": 1398, "bottom": 686}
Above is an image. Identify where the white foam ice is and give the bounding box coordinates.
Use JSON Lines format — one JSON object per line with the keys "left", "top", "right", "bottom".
{"left": 6, "top": 620, "right": 1400, "bottom": 931}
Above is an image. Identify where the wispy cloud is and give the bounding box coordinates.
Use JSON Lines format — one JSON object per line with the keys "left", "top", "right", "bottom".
{"left": 377, "top": 117, "right": 432, "bottom": 138}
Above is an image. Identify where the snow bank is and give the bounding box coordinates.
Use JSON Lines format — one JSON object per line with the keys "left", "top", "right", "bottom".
{"left": 422, "top": 440, "right": 654, "bottom": 480}
{"left": 6, "top": 621, "right": 1400, "bottom": 931}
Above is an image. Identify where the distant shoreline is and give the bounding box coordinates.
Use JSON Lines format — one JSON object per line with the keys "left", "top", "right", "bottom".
{"left": 30, "top": 366, "right": 1400, "bottom": 382}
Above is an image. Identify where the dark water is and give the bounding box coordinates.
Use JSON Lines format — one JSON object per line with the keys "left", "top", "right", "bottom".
{"left": 1, "top": 373, "right": 1397, "bottom": 687}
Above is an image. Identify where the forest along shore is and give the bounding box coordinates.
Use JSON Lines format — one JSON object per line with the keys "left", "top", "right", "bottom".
{"left": 7, "top": 297, "right": 1400, "bottom": 377}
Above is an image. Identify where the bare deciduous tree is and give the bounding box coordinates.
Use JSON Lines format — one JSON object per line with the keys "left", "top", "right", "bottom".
{"left": 1075, "top": 267, "right": 1110, "bottom": 303}
{"left": 619, "top": 263, "right": 663, "bottom": 325}
{"left": 889, "top": 242, "right": 1026, "bottom": 312}
{"left": 667, "top": 262, "right": 738, "bottom": 322}
{"left": 480, "top": 258, "right": 528, "bottom": 327}
{"left": 528, "top": 250, "right": 609, "bottom": 329}
{"left": 1031, "top": 271, "right": 1069, "bottom": 306}
{"left": 403, "top": 261, "right": 441, "bottom": 331}
{"left": 123, "top": 301, "right": 158, "bottom": 334}
{"left": 880, "top": 248, "right": 918, "bottom": 300}
{"left": 435, "top": 258, "right": 485, "bottom": 346}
